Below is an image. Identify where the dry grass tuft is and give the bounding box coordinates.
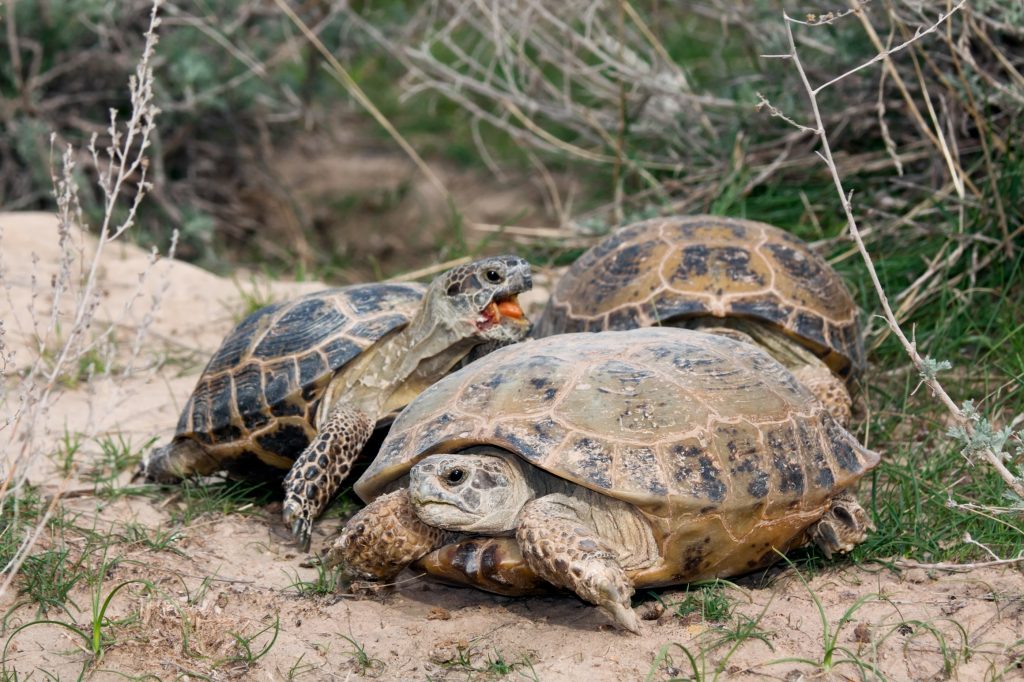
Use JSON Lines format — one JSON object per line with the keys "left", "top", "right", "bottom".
{"left": 0, "top": 0, "right": 173, "bottom": 599}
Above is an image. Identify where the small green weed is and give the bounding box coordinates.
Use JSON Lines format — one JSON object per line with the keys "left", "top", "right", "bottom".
{"left": 85, "top": 434, "right": 153, "bottom": 493}
{"left": 220, "top": 615, "right": 280, "bottom": 669}
{"left": 120, "top": 522, "right": 184, "bottom": 555}
{"left": 2, "top": 543, "right": 153, "bottom": 678}
{"left": 339, "top": 633, "right": 384, "bottom": 677}
{"left": 440, "top": 642, "right": 536, "bottom": 679}
{"left": 765, "top": 554, "right": 885, "bottom": 677}
{"left": 0, "top": 486, "right": 44, "bottom": 569}
{"left": 661, "top": 581, "right": 733, "bottom": 623}
{"left": 646, "top": 586, "right": 774, "bottom": 682}
{"left": 17, "top": 546, "right": 88, "bottom": 618}
{"left": 286, "top": 652, "right": 321, "bottom": 680}
{"left": 167, "top": 479, "right": 275, "bottom": 526}
{"left": 231, "top": 276, "right": 278, "bottom": 323}
{"left": 284, "top": 560, "right": 343, "bottom": 597}
{"left": 53, "top": 429, "right": 84, "bottom": 477}
{"left": 180, "top": 573, "right": 215, "bottom": 608}
{"left": 646, "top": 642, "right": 704, "bottom": 682}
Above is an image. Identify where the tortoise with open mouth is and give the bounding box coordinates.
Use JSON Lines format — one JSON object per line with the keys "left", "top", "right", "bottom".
{"left": 138, "top": 256, "right": 532, "bottom": 548}
{"left": 331, "top": 327, "right": 878, "bottom": 632}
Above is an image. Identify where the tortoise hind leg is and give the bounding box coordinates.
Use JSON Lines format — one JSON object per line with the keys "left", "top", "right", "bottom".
{"left": 516, "top": 495, "right": 641, "bottom": 634}
{"left": 808, "top": 490, "right": 873, "bottom": 559}
{"left": 282, "top": 405, "right": 373, "bottom": 550}
{"left": 790, "top": 363, "right": 853, "bottom": 428}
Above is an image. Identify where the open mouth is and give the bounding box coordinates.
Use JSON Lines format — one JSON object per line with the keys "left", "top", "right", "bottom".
{"left": 476, "top": 294, "right": 527, "bottom": 331}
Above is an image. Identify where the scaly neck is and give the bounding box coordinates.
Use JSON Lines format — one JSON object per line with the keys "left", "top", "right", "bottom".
{"left": 320, "top": 310, "right": 473, "bottom": 423}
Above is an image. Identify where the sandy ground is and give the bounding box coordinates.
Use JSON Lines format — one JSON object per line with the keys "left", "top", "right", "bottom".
{"left": 1, "top": 212, "right": 1022, "bottom": 681}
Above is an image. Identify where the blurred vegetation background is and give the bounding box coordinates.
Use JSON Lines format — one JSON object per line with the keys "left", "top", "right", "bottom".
{"left": 1, "top": 1, "right": 1022, "bottom": 561}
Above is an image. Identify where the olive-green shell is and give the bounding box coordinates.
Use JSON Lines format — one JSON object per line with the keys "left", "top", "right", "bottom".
{"left": 534, "top": 216, "right": 864, "bottom": 380}
{"left": 173, "top": 283, "right": 424, "bottom": 475}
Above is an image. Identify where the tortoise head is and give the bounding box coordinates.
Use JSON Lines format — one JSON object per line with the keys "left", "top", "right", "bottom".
{"left": 409, "top": 448, "right": 534, "bottom": 533}
{"left": 421, "top": 255, "right": 533, "bottom": 347}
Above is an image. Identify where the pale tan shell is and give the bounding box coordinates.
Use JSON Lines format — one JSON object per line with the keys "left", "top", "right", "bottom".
{"left": 534, "top": 216, "right": 864, "bottom": 380}
{"left": 355, "top": 327, "right": 878, "bottom": 585}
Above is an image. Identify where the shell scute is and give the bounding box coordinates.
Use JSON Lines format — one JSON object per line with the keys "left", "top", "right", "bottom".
{"left": 495, "top": 417, "right": 571, "bottom": 464}
{"left": 535, "top": 216, "right": 864, "bottom": 378}
{"left": 729, "top": 295, "right": 792, "bottom": 326}
{"left": 263, "top": 359, "right": 300, "bottom": 413}
{"left": 355, "top": 328, "right": 877, "bottom": 526}
{"left": 619, "top": 446, "right": 669, "bottom": 498}
{"left": 823, "top": 413, "right": 862, "bottom": 473}
{"left": 320, "top": 336, "right": 364, "bottom": 369}
{"left": 206, "top": 374, "right": 235, "bottom": 437}
{"left": 175, "top": 284, "right": 424, "bottom": 457}
{"left": 233, "top": 363, "right": 267, "bottom": 419}
{"left": 763, "top": 242, "right": 823, "bottom": 282}
{"left": 349, "top": 313, "right": 411, "bottom": 340}
{"left": 345, "top": 283, "right": 423, "bottom": 315}
{"left": 296, "top": 352, "right": 328, "bottom": 386}
{"left": 668, "top": 442, "right": 727, "bottom": 504}
{"left": 255, "top": 297, "right": 348, "bottom": 361}
{"left": 205, "top": 305, "right": 276, "bottom": 373}
{"left": 560, "top": 436, "right": 614, "bottom": 490}
{"left": 255, "top": 422, "right": 313, "bottom": 460}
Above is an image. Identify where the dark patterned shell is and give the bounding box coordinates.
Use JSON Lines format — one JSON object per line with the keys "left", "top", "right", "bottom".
{"left": 534, "top": 216, "right": 864, "bottom": 379}
{"left": 355, "top": 328, "right": 878, "bottom": 585}
{"left": 176, "top": 283, "right": 424, "bottom": 473}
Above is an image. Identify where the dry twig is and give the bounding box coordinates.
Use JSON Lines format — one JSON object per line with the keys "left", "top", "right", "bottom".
{"left": 766, "top": 3, "right": 1024, "bottom": 502}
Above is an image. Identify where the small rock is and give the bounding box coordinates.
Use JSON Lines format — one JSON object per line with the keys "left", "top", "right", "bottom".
{"left": 636, "top": 601, "right": 666, "bottom": 621}
{"left": 941, "top": 595, "right": 967, "bottom": 616}
{"left": 348, "top": 580, "right": 391, "bottom": 597}
{"left": 902, "top": 568, "right": 929, "bottom": 584}
{"left": 427, "top": 607, "right": 452, "bottom": 621}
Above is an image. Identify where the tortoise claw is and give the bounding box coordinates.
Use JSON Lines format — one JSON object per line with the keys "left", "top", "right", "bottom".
{"left": 292, "top": 519, "right": 311, "bottom": 552}
{"left": 282, "top": 502, "right": 312, "bottom": 552}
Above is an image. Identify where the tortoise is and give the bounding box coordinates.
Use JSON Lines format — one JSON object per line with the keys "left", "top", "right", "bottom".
{"left": 533, "top": 215, "right": 864, "bottom": 426}
{"left": 330, "top": 327, "right": 878, "bottom": 633}
{"left": 138, "top": 256, "right": 533, "bottom": 549}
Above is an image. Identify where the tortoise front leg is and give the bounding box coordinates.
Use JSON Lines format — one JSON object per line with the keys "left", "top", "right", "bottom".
{"left": 516, "top": 495, "right": 641, "bottom": 634}
{"left": 282, "top": 404, "right": 373, "bottom": 550}
{"left": 327, "top": 489, "right": 456, "bottom": 580}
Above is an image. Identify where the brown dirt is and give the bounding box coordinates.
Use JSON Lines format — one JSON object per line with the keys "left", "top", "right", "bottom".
{"left": 2, "top": 212, "right": 1022, "bottom": 681}
{"left": 237, "top": 124, "right": 572, "bottom": 282}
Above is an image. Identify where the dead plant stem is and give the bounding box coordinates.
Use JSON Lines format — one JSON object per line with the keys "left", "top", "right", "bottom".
{"left": 781, "top": 9, "right": 1024, "bottom": 499}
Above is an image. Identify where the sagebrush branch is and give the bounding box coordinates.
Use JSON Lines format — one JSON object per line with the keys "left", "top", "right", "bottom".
{"left": 775, "top": 7, "right": 1024, "bottom": 501}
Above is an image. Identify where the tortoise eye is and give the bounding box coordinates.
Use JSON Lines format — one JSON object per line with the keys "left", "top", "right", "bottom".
{"left": 484, "top": 269, "right": 503, "bottom": 283}
{"left": 445, "top": 468, "right": 465, "bottom": 484}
